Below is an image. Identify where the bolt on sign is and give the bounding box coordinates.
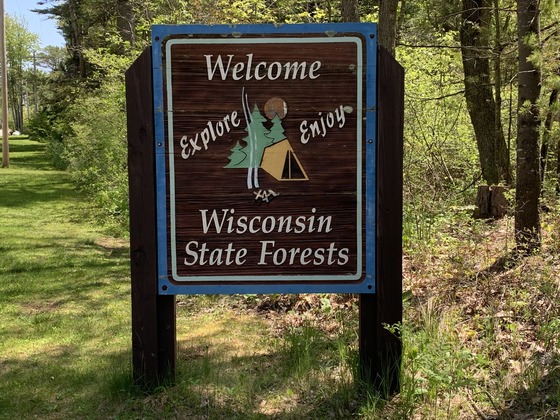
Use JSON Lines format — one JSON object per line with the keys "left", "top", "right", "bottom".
{"left": 152, "top": 23, "right": 377, "bottom": 294}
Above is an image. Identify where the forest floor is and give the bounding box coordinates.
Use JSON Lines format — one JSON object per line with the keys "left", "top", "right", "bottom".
{"left": 0, "top": 138, "right": 558, "bottom": 419}
{"left": 399, "top": 210, "right": 560, "bottom": 419}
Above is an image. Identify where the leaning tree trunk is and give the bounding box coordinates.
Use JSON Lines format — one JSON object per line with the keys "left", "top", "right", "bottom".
{"left": 515, "top": 0, "right": 541, "bottom": 252}
{"left": 67, "top": 0, "right": 86, "bottom": 79}
{"left": 460, "top": 0, "right": 509, "bottom": 186}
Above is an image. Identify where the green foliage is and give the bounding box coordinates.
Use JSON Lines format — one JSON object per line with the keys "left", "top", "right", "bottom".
{"left": 5, "top": 14, "right": 40, "bottom": 131}
{"left": 27, "top": 111, "right": 69, "bottom": 170}
{"left": 28, "top": 45, "right": 135, "bottom": 232}
{"left": 37, "top": 46, "right": 69, "bottom": 72}
{"left": 401, "top": 302, "right": 477, "bottom": 417}
{"left": 398, "top": 31, "right": 479, "bottom": 246}
{"left": 534, "top": 1, "right": 560, "bottom": 196}
{"left": 26, "top": 76, "right": 75, "bottom": 169}
{"left": 61, "top": 78, "right": 129, "bottom": 232}
{"left": 136, "top": 0, "right": 344, "bottom": 29}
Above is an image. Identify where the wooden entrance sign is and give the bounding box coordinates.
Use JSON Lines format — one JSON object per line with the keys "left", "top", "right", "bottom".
{"left": 153, "top": 24, "right": 375, "bottom": 294}
{"left": 126, "top": 23, "right": 403, "bottom": 391}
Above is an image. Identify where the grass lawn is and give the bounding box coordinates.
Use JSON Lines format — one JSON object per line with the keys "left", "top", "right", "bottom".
{"left": 0, "top": 139, "right": 360, "bottom": 419}
{"left": 0, "top": 139, "right": 133, "bottom": 417}
{"left": 2, "top": 139, "right": 558, "bottom": 419}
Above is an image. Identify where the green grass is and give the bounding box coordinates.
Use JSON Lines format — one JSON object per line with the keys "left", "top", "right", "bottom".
{"left": 7, "top": 134, "right": 30, "bottom": 140}
{"left": 2, "top": 138, "right": 559, "bottom": 419}
{"left": 0, "top": 139, "right": 363, "bottom": 418}
{"left": 0, "top": 139, "right": 132, "bottom": 418}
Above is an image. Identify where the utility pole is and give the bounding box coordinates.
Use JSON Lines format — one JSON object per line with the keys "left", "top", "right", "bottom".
{"left": 33, "top": 51, "right": 38, "bottom": 114}
{"left": 1, "top": 0, "right": 9, "bottom": 167}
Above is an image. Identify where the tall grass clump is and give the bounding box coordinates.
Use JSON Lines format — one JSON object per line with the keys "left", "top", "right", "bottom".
{"left": 359, "top": 298, "right": 478, "bottom": 419}
{"left": 401, "top": 299, "right": 477, "bottom": 417}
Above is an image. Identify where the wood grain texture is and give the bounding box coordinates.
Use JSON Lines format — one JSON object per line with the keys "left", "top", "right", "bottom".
{"left": 162, "top": 35, "right": 367, "bottom": 284}
{"left": 359, "top": 46, "right": 403, "bottom": 394}
{"left": 126, "top": 47, "right": 176, "bottom": 388}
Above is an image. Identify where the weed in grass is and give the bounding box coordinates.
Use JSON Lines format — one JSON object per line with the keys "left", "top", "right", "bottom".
{"left": 360, "top": 298, "right": 478, "bottom": 419}
{"left": 283, "top": 324, "right": 322, "bottom": 378}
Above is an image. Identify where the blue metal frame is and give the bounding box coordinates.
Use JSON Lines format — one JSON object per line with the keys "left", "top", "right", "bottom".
{"left": 152, "top": 23, "right": 377, "bottom": 295}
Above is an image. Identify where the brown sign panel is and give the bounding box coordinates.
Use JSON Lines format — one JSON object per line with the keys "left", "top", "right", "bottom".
{"left": 153, "top": 24, "right": 377, "bottom": 293}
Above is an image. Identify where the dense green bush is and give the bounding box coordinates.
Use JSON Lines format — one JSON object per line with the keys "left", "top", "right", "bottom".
{"left": 27, "top": 109, "right": 70, "bottom": 170}
{"left": 62, "top": 78, "right": 129, "bottom": 232}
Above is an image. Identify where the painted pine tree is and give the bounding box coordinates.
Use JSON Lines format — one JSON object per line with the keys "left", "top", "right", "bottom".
{"left": 245, "top": 104, "right": 274, "bottom": 189}
{"left": 224, "top": 141, "right": 248, "bottom": 168}
{"left": 225, "top": 103, "right": 274, "bottom": 189}
{"left": 268, "top": 114, "right": 287, "bottom": 144}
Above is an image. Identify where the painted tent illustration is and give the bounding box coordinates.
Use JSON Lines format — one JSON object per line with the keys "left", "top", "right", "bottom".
{"left": 261, "top": 139, "right": 308, "bottom": 181}
{"left": 224, "top": 93, "right": 309, "bottom": 188}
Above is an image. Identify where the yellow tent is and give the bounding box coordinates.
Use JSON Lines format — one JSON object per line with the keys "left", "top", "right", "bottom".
{"left": 260, "top": 139, "right": 309, "bottom": 181}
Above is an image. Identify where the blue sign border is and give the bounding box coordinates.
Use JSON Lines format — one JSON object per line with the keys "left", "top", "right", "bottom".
{"left": 152, "top": 23, "right": 377, "bottom": 295}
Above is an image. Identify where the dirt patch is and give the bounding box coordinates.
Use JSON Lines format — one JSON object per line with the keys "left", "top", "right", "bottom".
{"left": 95, "top": 236, "right": 128, "bottom": 250}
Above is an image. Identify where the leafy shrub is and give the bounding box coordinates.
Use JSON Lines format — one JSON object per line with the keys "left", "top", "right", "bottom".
{"left": 27, "top": 109, "right": 69, "bottom": 170}
{"left": 61, "top": 78, "right": 129, "bottom": 232}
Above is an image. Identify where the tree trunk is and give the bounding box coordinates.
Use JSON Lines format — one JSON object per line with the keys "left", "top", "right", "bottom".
{"left": 67, "top": 0, "right": 86, "bottom": 78}
{"left": 460, "top": 0, "right": 509, "bottom": 185}
{"left": 117, "top": 0, "right": 135, "bottom": 48}
{"left": 493, "top": 0, "right": 511, "bottom": 184}
{"left": 378, "top": 0, "right": 399, "bottom": 56}
{"left": 474, "top": 185, "right": 508, "bottom": 219}
{"left": 515, "top": 0, "right": 541, "bottom": 252}
{"left": 341, "top": 0, "right": 360, "bottom": 22}
{"left": 474, "top": 185, "right": 492, "bottom": 218}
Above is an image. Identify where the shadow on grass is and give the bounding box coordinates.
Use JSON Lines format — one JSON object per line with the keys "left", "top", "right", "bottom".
{"left": 2, "top": 140, "right": 53, "bottom": 171}
{"left": 1, "top": 141, "right": 75, "bottom": 207}
{"left": 0, "top": 345, "right": 134, "bottom": 418}
{"left": 0, "top": 310, "right": 372, "bottom": 419}
{"left": 1, "top": 178, "right": 82, "bottom": 208}
{"left": 157, "top": 322, "right": 365, "bottom": 419}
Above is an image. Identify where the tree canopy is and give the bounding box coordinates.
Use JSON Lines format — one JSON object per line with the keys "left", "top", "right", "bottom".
{"left": 3, "top": 0, "right": 559, "bottom": 249}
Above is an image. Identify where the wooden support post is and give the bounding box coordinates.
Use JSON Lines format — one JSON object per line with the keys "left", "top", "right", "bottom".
{"left": 126, "top": 47, "right": 176, "bottom": 389}
{"left": 359, "top": 46, "right": 404, "bottom": 395}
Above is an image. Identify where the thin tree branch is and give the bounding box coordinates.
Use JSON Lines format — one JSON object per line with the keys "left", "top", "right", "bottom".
{"left": 398, "top": 43, "right": 492, "bottom": 50}
{"left": 406, "top": 90, "right": 466, "bottom": 101}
